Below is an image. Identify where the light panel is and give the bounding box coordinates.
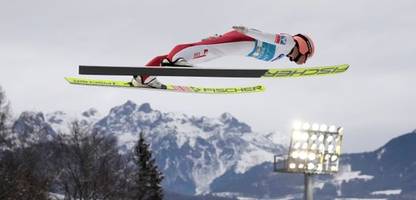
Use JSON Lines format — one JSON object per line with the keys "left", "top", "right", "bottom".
{"left": 286, "top": 121, "right": 344, "bottom": 174}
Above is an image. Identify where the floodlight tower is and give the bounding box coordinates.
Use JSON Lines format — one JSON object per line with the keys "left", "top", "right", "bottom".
{"left": 274, "top": 121, "right": 344, "bottom": 200}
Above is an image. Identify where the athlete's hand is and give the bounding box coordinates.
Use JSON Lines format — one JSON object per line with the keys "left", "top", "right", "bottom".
{"left": 201, "top": 34, "right": 221, "bottom": 41}
{"left": 232, "top": 26, "right": 249, "bottom": 34}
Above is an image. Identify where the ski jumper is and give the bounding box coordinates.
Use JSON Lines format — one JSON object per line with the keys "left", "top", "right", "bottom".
{"left": 142, "top": 29, "right": 296, "bottom": 80}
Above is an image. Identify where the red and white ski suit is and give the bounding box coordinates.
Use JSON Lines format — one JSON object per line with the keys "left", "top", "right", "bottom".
{"left": 143, "top": 29, "right": 296, "bottom": 79}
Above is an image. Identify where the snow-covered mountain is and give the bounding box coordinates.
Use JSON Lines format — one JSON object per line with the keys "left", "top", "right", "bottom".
{"left": 11, "top": 101, "right": 416, "bottom": 199}
{"left": 93, "top": 101, "right": 286, "bottom": 194}
{"left": 209, "top": 130, "right": 416, "bottom": 200}
{"left": 10, "top": 109, "right": 101, "bottom": 147}
{"left": 12, "top": 111, "right": 56, "bottom": 145}
{"left": 13, "top": 101, "right": 286, "bottom": 195}
{"left": 330, "top": 130, "right": 416, "bottom": 199}
{"left": 45, "top": 108, "right": 102, "bottom": 134}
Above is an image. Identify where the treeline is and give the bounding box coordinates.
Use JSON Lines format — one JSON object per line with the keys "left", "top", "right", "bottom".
{"left": 0, "top": 87, "right": 163, "bottom": 200}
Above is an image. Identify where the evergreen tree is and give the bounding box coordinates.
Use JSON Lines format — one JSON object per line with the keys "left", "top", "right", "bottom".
{"left": 133, "top": 132, "right": 164, "bottom": 200}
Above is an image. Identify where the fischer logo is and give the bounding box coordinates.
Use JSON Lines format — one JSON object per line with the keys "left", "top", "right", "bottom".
{"left": 73, "top": 79, "right": 115, "bottom": 86}
{"left": 193, "top": 49, "right": 209, "bottom": 59}
{"left": 190, "top": 85, "right": 264, "bottom": 93}
{"left": 264, "top": 65, "right": 349, "bottom": 77}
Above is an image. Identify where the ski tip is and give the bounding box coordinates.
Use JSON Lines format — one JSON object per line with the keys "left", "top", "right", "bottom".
{"left": 64, "top": 77, "right": 73, "bottom": 83}
{"left": 65, "top": 77, "right": 80, "bottom": 84}
{"left": 340, "top": 63, "right": 350, "bottom": 68}
{"left": 263, "top": 64, "right": 350, "bottom": 78}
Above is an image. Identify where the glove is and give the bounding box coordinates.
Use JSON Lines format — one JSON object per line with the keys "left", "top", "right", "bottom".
{"left": 232, "top": 26, "right": 249, "bottom": 34}
{"left": 201, "top": 34, "right": 221, "bottom": 41}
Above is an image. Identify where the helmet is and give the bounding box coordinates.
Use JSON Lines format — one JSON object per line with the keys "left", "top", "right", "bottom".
{"left": 293, "top": 34, "right": 315, "bottom": 60}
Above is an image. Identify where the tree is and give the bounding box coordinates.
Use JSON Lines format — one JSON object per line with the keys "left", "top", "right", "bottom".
{"left": 55, "top": 121, "right": 127, "bottom": 200}
{"left": 133, "top": 132, "right": 164, "bottom": 200}
{"left": 0, "top": 87, "right": 51, "bottom": 200}
{"left": 0, "top": 86, "right": 11, "bottom": 149}
{"left": 0, "top": 147, "right": 51, "bottom": 200}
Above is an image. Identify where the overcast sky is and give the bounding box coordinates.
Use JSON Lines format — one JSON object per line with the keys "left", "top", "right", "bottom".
{"left": 1, "top": 0, "right": 415, "bottom": 152}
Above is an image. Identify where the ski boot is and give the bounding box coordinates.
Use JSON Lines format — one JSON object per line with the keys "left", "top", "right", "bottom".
{"left": 131, "top": 75, "right": 167, "bottom": 89}
{"left": 161, "top": 58, "right": 193, "bottom": 67}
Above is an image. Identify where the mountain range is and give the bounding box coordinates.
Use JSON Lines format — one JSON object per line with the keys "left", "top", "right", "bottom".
{"left": 11, "top": 101, "right": 416, "bottom": 199}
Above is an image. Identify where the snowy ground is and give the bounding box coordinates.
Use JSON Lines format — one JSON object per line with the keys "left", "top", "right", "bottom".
{"left": 371, "top": 189, "right": 402, "bottom": 196}
{"left": 335, "top": 198, "right": 387, "bottom": 200}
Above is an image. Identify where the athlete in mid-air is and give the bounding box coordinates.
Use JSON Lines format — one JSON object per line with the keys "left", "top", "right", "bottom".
{"left": 131, "top": 26, "right": 315, "bottom": 89}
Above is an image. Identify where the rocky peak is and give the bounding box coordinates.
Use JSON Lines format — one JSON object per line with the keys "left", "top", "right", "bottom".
{"left": 19, "top": 111, "right": 45, "bottom": 123}
{"left": 82, "top": 108, "right": 99, "bottom": 118}
{"left": 46, "top": 111, "right": 66, "bottom": 124}
{"left": 220, "top": 112, "right": 251, "bottom": 133}
{"left": 13, "top": 111, "right": 55, "bottom": 144}
{"left": 138, "top": 103, "right": 152, "bottom": 113}
{"left": 110, "top": 100, "right": 137, "bottom": 116}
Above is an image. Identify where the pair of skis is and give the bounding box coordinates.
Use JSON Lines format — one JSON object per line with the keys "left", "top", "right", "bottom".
{"left": 66, "top": 64, "right": 349, "bottom": 94}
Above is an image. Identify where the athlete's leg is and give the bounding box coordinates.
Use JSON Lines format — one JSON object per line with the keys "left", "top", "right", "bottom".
{"left": 133, "top": 31, "right": 256, "bottom": 87}
{"left": 131, "top": 55, "right": 168, "bottom": 89}
{"left": 166, "top": 30, "right": 256, "bottom": 65}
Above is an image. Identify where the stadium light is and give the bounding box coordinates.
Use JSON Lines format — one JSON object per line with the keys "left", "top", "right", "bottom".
{"left": 286, "top": 121, "right": 343, "bottom": 175}
{"left": 274, "top": 120, "right": 344, "bottom": 200}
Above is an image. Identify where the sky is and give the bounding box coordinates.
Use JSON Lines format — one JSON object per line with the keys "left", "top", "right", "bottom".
{"left": 0, "top": 0, "right": 415, "bottom": 153}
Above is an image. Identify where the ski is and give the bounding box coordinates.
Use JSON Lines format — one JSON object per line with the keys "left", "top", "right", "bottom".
{"left": 79, "top": 64, "right": 349, "bottom": 78}
{"left": 65, "top": 77, "right": 265, "bottom": 94}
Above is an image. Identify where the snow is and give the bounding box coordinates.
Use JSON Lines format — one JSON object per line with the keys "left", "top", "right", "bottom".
{"left": 163, "top": 112, "right": 189, "bottom": 121}
{"left": 157, "top": 112, "right": 285, "bottom": 193}
{"left": 237, "top": 194, "right": 300, "bottom": 200}
{"left": 238, "top": 197, "right": 278, "bottom": 200}
{"left": 201, "top": 116, "right": 223, "bottom": 128}
{"left": 334, "top": 165, "right": 374, "bottom": 183}
{"left": 265, "top": 131, "right": 289, "bottom": 146}
{"left": 45, "top": 109, "right": 101, "bottom": 134}
{"left": 169, "top": 122, "right": 207, "bottom": 148}
{"left": 371, "top": 189, "right": 402, "bottom": 195}
{"left": 235, "top": 144, "right": 274, "bottom": 174}
{"left": 377, "top": 148, "right": 385, "bottom": 160}
{"left": 117, "top": 132, "right": 137, "bottom": 149}
{"left": 274, "top": 195, "right": 300, "bottom": 200}
{"left": 49, "top": 193, "right": 65, "bottom": 200}
{"left": 213, "top": 192, "right": 240, "bottom": 198}
{"left": 335, "top": 198, "right": 387, "bottom": 200}
{"left": 314, "top": 180, "right": 326, "bottom": 190}
{"left": 191, "top": 144, "right": 231, "bottom": 194}
{"left": 333, "top": 165, "right": 374, "bottom": 196}
{"left": 213, "top": 192, "right": 295, "bottom": 200}
{"left": 136, "top": 110, "right": 161, "bottom": 124}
